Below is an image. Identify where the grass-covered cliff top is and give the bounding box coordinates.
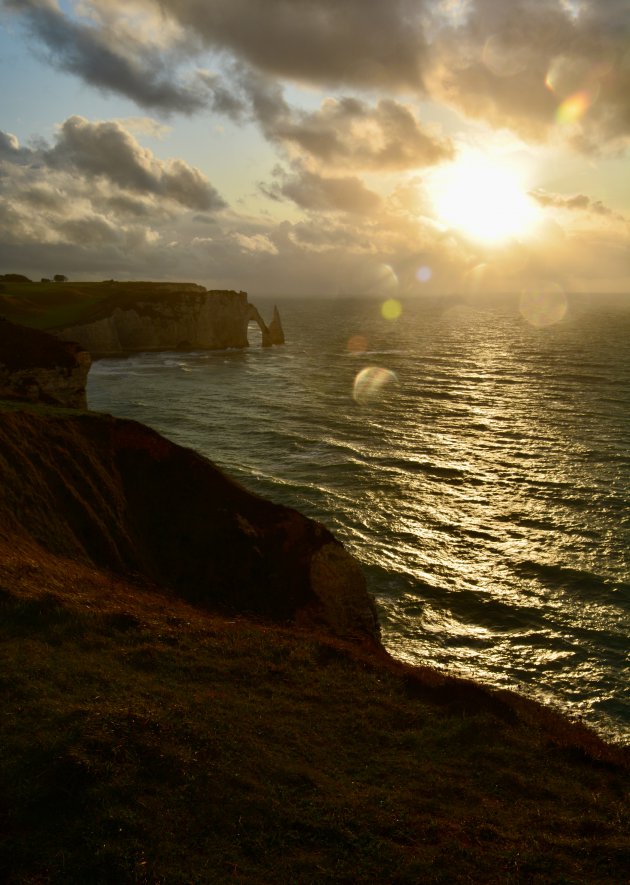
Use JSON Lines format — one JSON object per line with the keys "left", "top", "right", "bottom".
{"left": 0, "top": 401, "right": 629, "bottom": 883}
{"left": 0, "top": 276, "right": 242, "bottom": 331}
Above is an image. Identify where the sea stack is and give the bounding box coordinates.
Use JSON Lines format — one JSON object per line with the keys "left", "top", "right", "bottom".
{"left": 267, "top": 304, "right": 285, "bottom": 345}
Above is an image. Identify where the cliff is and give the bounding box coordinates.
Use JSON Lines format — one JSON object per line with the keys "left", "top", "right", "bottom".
{"left": 0, "top": 404, "right": 628, "bottom": 884}
{"left": 1, "top": 327, "right": 628, "bottom": 884}
{"left": 0, "top": 318, "right": 90, "bottom": 408}
{"left": 0, "top": 403, "right": 379, "bottom": 643}
{"left": 55, "top": 287, "right": 283, "bottom": 356}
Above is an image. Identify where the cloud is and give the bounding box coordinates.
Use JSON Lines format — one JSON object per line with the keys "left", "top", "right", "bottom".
{"left": 219, "top": 68, "right": 454, "bottom": 177}
{"left": 46, "top": 116, "right": 225, "bottom": 210}
{"left": 264, "top": 96, "right": 454, "bottom": 171}
{"left": 426, "top": 0, "right": 630, "bottom": 148}
{"left": 18, "top": 184, "right": 67, "bottom": 212}
{"left": 266, "top": 165, "right": 382, "bottom": 214}
{"left": 0, "top": 118, "right": 226, "bottom": 275}
{"left": 114, "top": 117, "right": 173, "bottom": 139}
{"left": 7, "top": 0, "right": 630, "bottom": 152}
{"left": 3, "top": 0, "right": 209, "bottom": 114}
{"left": 0, "top": 130, "right": 34, "bottom": 164}
{"left": 154, "top": 0, "right": 430, "bottom": 91}
{"left": 232, "top": 233, "right": 278, "bottom": 254}
{"left": 530, "top": 189, "right": 624, "bottom": 220}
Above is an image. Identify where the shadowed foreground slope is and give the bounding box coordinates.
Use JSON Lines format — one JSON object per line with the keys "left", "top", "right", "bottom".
{"left": 0, "top": 402, "right": 628, "bottom": 884}
{"left": 0, "top": 402, "right": 378, "bottom": 642}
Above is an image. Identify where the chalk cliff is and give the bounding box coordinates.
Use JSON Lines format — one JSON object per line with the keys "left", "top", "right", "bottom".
{"left": 56, "top": 288, "right": 283, "bottom": 356}
{"left": 0, "top": 319, "right": 90, "bottom": 409}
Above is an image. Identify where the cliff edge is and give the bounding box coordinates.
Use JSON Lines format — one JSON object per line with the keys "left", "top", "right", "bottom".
{"left": 0, "top": 403, "right": 379, "bottom": 643}
{"left": 55, "top": 287, "right": 283, "bottom": 355}
{"left": 0, "top": 318, "right": 90, "bottom": 408}
{"left": 1, "top": 325, "right": 629, "bottom": 885}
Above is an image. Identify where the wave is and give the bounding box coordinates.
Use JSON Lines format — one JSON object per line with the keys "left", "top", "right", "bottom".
{"left": 513, "top": 559, "right": 630, "bottom": 601}
{"left": 87, "top": 298, "right": 630, "bottom": 743}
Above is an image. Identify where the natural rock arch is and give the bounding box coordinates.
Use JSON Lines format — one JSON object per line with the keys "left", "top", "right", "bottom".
{"left": 246, "top": 303, "right": 285, "bottom": 347}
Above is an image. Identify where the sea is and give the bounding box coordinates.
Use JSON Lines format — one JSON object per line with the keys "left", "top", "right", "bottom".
{"left": 87, "top": 294, "right": 630, "bottom": 746}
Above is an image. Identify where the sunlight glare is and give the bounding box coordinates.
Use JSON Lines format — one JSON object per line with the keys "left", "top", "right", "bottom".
{"left": 429, "top": 152, "right": 539, "bottom": 245}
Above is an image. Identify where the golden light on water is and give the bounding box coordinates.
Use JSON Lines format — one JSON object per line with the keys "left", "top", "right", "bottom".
{"left": 353, "top": 366, "right": 398, "bottom": 404}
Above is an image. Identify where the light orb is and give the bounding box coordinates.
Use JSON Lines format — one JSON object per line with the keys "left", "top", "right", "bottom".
{"left": 381, "top": 298, "right": 402, "bottom": 321}
{"left": 416, "top": 265, "right": 432, "bottom": 283}
{"left": 520, "top": 284, "right": 568, "bottom": 327}
{"left": 353, "top": 367, "right": 398, "bottom": 404}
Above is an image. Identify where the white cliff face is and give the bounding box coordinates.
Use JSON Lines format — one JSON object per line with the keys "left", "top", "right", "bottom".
{"left": 57, "top": 290, "right": 279, "bottom": 356}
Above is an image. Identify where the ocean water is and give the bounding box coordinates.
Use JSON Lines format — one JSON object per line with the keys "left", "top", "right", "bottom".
{"left": 87, "top": 295, "right": 630, "bottom": 745}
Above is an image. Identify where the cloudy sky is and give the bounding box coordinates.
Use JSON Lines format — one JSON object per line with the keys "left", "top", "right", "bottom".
{"left": 1, "top": 0, "right": 629, "bottom": 297}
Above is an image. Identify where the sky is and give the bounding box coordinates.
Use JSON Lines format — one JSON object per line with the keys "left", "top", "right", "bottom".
{"left": 0, "top": 0, "right": 629, "bottom": 298}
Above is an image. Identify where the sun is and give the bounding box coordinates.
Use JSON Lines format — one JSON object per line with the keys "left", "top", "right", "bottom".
{"left": 428, "top": 151, "right": 540, "bottom": 245}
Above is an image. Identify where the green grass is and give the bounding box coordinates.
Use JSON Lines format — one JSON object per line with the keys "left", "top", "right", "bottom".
{"left": 0, "top": 280, "right": 209, "bottom": 330}
{"left": 0, "top": 548, "right": 628, "bottom": 884}
{"left": 0, "top": 281, "right": 107, "bottom": 329}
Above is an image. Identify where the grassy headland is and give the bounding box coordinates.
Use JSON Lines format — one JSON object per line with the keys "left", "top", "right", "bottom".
{"left": 0, "top": 278, "right": 207, "bottom": 331}
{"left": 0, "top": 401, "right": 628, "bottom": 884}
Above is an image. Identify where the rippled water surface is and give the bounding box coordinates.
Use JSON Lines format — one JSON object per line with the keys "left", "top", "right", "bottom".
{"left": 88, "top": 296, "right": 630, "bottom": 743}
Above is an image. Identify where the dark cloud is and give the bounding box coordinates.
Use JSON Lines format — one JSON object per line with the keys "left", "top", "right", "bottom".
{"left": 46, "top": 116, "right": 225, "bottom": 211}
{"left": 157, "top": 0, "right": 430, "bottom": 91}
{"left": 3, "top": 0, "right": 208, "bottom": 114}
{"left": 197, "top": 70, "right": 248, "bottom": 119}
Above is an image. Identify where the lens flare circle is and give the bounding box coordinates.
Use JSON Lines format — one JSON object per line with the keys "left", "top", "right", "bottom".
{"left": 381, "top": 298, "right": 402, "bottom": 320}
{"left": 353, "top": 366, "right": 398, "bottom": 404}
{"left": 520, "top": 284, "right": 568, "bottom": 327}
{"left": 347, "top": 334, "right": 369, "bottom": 354}
{"left": 556, "top": 89, "right": 597, "bottom": 124}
